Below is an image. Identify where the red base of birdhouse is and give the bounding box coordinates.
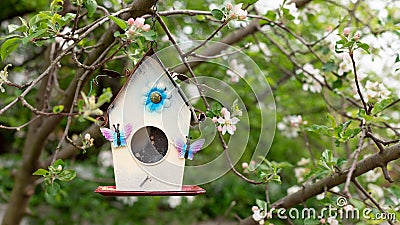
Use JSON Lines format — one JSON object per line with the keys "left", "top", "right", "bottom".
{"left": 95, "top": 185, "right": 206, "bottom": 196}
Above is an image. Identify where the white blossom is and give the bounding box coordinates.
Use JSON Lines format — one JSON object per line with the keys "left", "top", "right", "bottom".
{"left": 364, "top": 169, "right": 380, "bottom": 182}
{"left": 298, "top": 63, "right": 324, "bottom": 93}
{"left": 98, "top": 150, "right": 113, "bottom": 168}
{"left": 168, "top": 196, "right": 182, "bottom": 208}
{"left": 297, "top": 157, "right": 310, "bottom": 166}
{"left": 294, "top": 167, "right": 309, "bottom": 183}
{"left": 216, "top": 110, "right": 240, "bottom": 135}
{"left": 337, "top": 54, "right": 353, "bottom": 75}
{"left": 0, "top": 64, "right": 11, "bottom": 93}
{"left": 316, "top": 193, "right": 325, "bottom": 200}
{"left": 278, "top": 115, "right": 305, "bottom": 138}
{"left": 363, "top": 80, "right": 391, "bottom": 103}
{"left": 367, "top": 184, "right": 384, "bottom": 200}
{"left": 116, "top": 196, "right": 138, "bottom": 206}
{"left": 287, "top": 185, "right": 301, "bottom": 195}
{"left": 226, "top": 59, "right": 247, "bottom": 83}
{"left": 327, "top": 217, "right": 339, "bottom": 225}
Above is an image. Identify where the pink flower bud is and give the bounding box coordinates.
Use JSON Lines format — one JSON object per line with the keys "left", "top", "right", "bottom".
{"left": 142, "top": 24, "right": 151, "bottom": 32}
{"left": 353, "top": 32, "right": 361, "bottom": 41}
{"left": 134, "top": 17, "right": 145, "bottom": 28}
{"left": 212, "top": 117, "right": 218, "bottom": 123}
{"left": 237, "top": 10, "right": 248, "bottom": 20}
{"left": 217, "top": 125, "right": 223, "bottom": 132}
{"left": 128, "top": 29, "right": 135, "bottom": 35}
{"left": 343, "top": 27, "right": 350, "bottom": 36}
{"left": 242, "top": 162, "right": 249, "bottom": 169}
{"left": 127, "top": 18, "right": 135, "bottom": 26}
{"left": 320, "top": 218, "right": 326, "bottom": 224}
{"left": 221, "top": 107, "right": 228, "bottom": 115}
{"left": 226, "top": 3, "right": 233, "bottom": 10}
{"left": 251, "top": 206, "right": 259, "bottom": 212}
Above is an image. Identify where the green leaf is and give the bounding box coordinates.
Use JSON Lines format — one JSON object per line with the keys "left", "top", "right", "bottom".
{"left": 371, "top": 98, "right": 392, "bottom": 115}
{"left": 337, "top": 158, "right": 347, "bottom": 167}
{"left": 28, "top": 13, "right": 51, "bottom": 28}
{"left": 0, "top": 34, "right": 21, "bottom": 41}
{"left": 22, "top": 28, "right": 47, "bottom": 45}
{"left": 58, "top": 169, "right": 76, "bottom": 182}
{"left": 56, "top": 13, "right": 76, "bottom": 26}
{"left": 53, "top": 105, "right": 64, "bottom": 113}
{"left": 265, "top": 10, "right": 277, "bottom": 21}
{"left": 33, "top": 168, "right": 48, "bottom": 176}
{"left": 53, "top": 159, "right": 65, "bottom": 169}
{"left": 357, "top": 42, "right": 370, "bottom": 54}
{"left": 304, "top": 218, "right": 321, "bottom": 225}
{"left": 50, "top": 0, "right": 64, "bottom": 13}
{"left": 46, "top": 182, "right": 61, "bottom": 196}
{"left": 19, "top": 16, "right": 28, "bottom": 28}
{"left": 113, "top": 31, "right": 120, "bottom": 37}
{"left": 8, "top": 25, "right": 21, "bottom": 33}
{"left": 242, "top": 0, "right": 258, "bottom": 4}
{"left": 196, "top": 15, "right": 205, "bottom": 21}
{"left": 305, "top": 124, "right": 332, "bottom": 137}
{"left": 326, "top": 114, "right": 336, "bottom": 128}
{"left": 142, "top": 30, "right": 157, "bottom": 41}
{"left": 84, "top": 0, "right": 97, "bottom": 17}
{"left": 1, "top": 38, "right": 21, "bottom": 61}
{"left": 332, "top": 78, "right": 342, "bottom": 89}
{"left": 108, "top": 15, "right": 127, "bottom": 30}
{"left": 210, "top": 102, "right": 223, "bottom": 116}
{"left": 256, "top": 199, "right": 268, "bottom": 210}
{"left": 77, "top": 99, "right": 84, "bottom": 111}
{"left": 282, "top": 7, "right": 295, "bottom": 20}
{"left": 96, "top": 88, "right": 113, "bottom": 107}
{"left": 322, "top": 61, "right": 336, "bottom": 72}
{"left": 321, "top": 149, "right": 332, "bottom": 162}
{"left": 211, "top": 9, "right": 224, "bottom": 20}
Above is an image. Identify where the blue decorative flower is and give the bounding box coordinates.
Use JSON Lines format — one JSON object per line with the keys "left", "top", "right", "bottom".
{"left": 144, "top": 83, "right": 171, "bottom": 112}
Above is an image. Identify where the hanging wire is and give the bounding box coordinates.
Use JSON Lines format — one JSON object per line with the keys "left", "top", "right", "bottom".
{"left": 150, "top": 0, "right": 159, "bottom": 50}
{"left": 87, "top": 75, "right": 110, "bottom": 96}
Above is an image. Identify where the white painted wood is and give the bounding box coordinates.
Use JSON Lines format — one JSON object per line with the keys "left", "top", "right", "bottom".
{"left": 107, "top": 55, "right": 191, "bottom": 191}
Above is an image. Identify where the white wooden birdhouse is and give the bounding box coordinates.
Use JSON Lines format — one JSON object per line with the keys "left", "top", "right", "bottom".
{"left": 96, "top": 49, "right": 205, "bottom": 196}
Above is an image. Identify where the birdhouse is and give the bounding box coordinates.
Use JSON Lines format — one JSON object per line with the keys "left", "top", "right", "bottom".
{"left": 95, "top": 49, "right": 205, "bottom": 196}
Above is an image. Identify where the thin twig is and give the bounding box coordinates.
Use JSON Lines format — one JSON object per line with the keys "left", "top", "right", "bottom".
{"left": 156, "top": 13, "right": 210, "bottom": 110}
{"left": 0, "top": 116, "right": 41, "bottom": 130}
{"left": 343, "top": 125, "right": 366, "bottom": 197}
{"left": 184, "top": 18, "right": 231, "bottom": 57}
{"left": 71, "top": 5, "right": 82, "bottom": 34}
{"left": 352, "top": 179, "right": 395, "bottom": 225}
{"left": 217, "top": 201, "right": 236, "bottom": 225}
{"left": 301, "top": 129, "right": 316, "bottom": 167}
{"left": 217, "top": 131, "right": 262, "bottom": 184}
{"left": 349, "top": 53, "right": 368, "bottom": 114}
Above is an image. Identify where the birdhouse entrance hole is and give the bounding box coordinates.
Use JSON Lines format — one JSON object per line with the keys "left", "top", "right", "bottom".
{"left": 130, "top": 126, "right": 168, "bottom": 164}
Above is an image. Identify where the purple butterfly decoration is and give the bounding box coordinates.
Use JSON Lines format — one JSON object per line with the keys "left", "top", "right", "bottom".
{"left": 100, "top": 123, "right": 132, "bottom": 148}
{"left": 176, "top": 137, "right": 205, "bottom": 160}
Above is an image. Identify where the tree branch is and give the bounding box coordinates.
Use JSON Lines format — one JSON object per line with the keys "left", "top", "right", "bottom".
{"left": 239, "top": 143, "right": 400, "bottom": 225}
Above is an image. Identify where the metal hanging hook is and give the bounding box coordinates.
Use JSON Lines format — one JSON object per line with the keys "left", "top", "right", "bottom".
{"left": 149, "top": 0, "right": 159, "bottom": 50}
